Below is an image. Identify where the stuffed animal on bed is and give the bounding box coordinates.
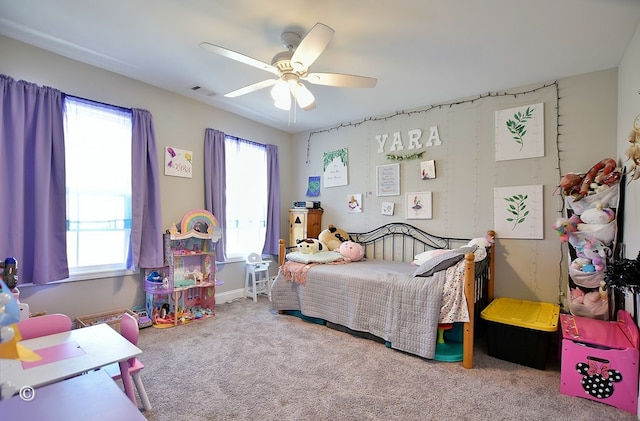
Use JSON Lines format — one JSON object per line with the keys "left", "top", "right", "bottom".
{"left": 412, "top": 249, "right": 450, "bottom": 266}
{"left": 318, "top": 224, "right": 350, "bottom": 251}
{"left": 338, "top": 241, "right": 365, "bottom": 262}
{"left": 296, "top": 238, "right": 327, "bottom": 254}
{"left": 467, "top": 234, "right": 494, "bottom": 249}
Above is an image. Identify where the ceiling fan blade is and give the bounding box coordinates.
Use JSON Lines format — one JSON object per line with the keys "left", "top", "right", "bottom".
{"left": 304, "top": 72, "right": 378, "bottom": 88}
{"left": 199, "top": 42, "right": 278, "bottom": 75}
{"left": 290, "top": 23, "right": 334, "bottom": 71}
{"left": 225, "top": 79, "right": 278, "bottom": 98}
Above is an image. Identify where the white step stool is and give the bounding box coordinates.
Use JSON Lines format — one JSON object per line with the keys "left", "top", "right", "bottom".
{"left": 244, "top": 253, "right": 272, "bottom": 302}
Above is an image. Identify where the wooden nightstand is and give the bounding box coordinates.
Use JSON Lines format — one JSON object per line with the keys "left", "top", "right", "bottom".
{"left": 289, "top": 208, "right": 323, "bottom": 247}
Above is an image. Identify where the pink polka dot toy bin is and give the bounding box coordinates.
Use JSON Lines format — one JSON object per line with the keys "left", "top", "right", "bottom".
{"left": 560, "top": 310, "right": 639, "bottom": 415}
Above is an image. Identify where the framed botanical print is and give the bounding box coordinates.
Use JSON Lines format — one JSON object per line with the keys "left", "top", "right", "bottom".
{"left": 493, "top": 185, "right": 543, "bottom": 239}
{"left": 495, "top": 103, "right": 544, "bottom": 161}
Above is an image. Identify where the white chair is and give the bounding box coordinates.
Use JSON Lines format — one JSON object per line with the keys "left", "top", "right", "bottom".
{"left": 244, "top": 253, "right": 272, "bottom": 302}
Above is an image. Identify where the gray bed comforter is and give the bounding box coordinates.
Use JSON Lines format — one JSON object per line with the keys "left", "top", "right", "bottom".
{"left": 270, "top": 259, "right": 447, "bottom": 359}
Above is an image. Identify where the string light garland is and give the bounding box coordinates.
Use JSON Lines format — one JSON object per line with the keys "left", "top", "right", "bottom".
{"left": 306, "top": 81, "right": 560, "bottom": 163}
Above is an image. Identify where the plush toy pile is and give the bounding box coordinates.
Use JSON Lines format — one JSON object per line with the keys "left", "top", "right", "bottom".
{"left": 318, "top": 224, "right": 350, "bottom": 251}
{"left": 293, "top": 225, "right": 365, "bottom": 263}
{"left": 554, "top": 159, "right": 621, "bottom": 320}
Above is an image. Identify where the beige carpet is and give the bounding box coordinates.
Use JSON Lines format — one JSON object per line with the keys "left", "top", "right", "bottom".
{"left": 133, "top": 296, "right": 636, "bottom": 421}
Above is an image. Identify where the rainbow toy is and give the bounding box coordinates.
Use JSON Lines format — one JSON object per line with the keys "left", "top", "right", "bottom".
{"left": 180, "top": 209, "right": 218, "bottom": 234}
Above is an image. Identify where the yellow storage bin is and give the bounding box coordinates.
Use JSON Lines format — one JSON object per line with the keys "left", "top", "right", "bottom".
{"left": 481, "top": 297, "right": 560, "bottom": 369}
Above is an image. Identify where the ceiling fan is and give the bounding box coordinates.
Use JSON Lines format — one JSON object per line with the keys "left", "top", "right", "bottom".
{"left": 199, "top": 22, "right": 377, "bottom": 111}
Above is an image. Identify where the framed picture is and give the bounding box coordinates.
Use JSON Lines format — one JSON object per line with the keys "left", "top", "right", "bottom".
{"left": 165, "top": 146, "right": 193, "bottom": 178}
{"left": 493, "top": 185, "right": 543, "bottom": 239}
{"left": 406, "top": 192, "right": 432, "bottom": 219}
{"left": 323, "top": 148, "right": 349, "bottom": 187}
{"left": 421, "top": 160, "right": 436, "bottom": 179}
{"left": 348, "top": 194, "right": 362, "bottom": 213}
{"left": 495, "top": 103, "right": 545, "bottom": 161}
{"left": 306, "top": 176, "right": 320, "bottom": 197}
{"left": 381, "top": 202, "right": 395, "bottom": 216}
{"left": 377, "top": 163, "right": 400, "bottom": 196}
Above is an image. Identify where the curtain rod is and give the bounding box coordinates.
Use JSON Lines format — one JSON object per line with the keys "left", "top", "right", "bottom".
{"left": 225, "top": 134, "right": 266, "bottom": 148}
{"left": 65, "top": 94, "right": 132, "bottom": 113}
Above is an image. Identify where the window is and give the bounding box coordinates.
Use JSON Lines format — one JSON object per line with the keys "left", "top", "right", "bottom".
{"left": 224, "top": 137, "right": 268, "bottom": 258}
{"left": 63, "top": 97, "right": 133, "bottom": 278}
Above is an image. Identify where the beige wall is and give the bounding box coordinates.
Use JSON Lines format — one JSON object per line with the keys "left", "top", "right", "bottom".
{"left": 618, "top": 23, "right": 640, "bottom": 260}
{"left": 3, "top": 23, "right": 634, "bottom": 316}
{"left": 0, "top": 35, "right": 294, "bottom": 319}
{"left": 290, "top": 71, "right": 618, "bottom": 306}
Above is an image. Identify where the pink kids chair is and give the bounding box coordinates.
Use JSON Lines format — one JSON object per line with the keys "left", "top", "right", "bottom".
{"left": 16, "top": 313, "right": 72, "bottom": 340}
{"left": 103, "top": 312, "right": 152, "bottom": 411}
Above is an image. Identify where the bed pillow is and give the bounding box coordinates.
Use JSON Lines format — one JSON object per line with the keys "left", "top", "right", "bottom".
{"left": 412, "top": 249, "right": 450, "bottom": 266}
{"left": 413, "top": 245, "right": 478, "bottom": 277}
{"left": 286, "top": 251, "right": 344, "bottom": 264}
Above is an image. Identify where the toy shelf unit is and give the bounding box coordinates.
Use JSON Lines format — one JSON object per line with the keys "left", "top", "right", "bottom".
{"left": 561, "top": 167, "right": 624, "bottom": 321}
{"left": 144, "top": 209, "right": 222, "bottom": 328}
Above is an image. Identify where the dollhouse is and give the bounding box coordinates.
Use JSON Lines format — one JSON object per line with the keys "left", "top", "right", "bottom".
{"left": 144, "top": 209, "right": 221, "bottom": 327}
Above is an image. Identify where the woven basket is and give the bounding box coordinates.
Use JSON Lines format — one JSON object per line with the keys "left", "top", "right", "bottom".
{"left": 76, "top": 308, "right": 138, "bottom": 333}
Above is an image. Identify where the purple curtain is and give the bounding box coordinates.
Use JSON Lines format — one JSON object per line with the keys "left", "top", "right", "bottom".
{"left": 127, "top": 109, "right": 163, "bottom": 270}
{"left": 262, "top": 144, "right": 281, "bottom": 256}
{"left": 204, "top": 128, "right": 227, "bottom": 261}
{"left": 0, "top": 75, "right": 69, "bottom": 284}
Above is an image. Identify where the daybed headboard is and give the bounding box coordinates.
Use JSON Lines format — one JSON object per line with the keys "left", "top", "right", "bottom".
{"left": 276, "top": 223, "right": 489, "bottom": 267}
{"left": 349, "top": 222, "right": 470, "bottom": 263}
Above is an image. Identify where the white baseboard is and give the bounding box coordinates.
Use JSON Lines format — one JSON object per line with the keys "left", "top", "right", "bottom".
{"left": 215, "top": 288, "right": 246, "bottom": 304}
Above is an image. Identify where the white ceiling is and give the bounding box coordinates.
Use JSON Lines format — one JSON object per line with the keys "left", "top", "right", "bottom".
{"left": 1, "top": 0, "right": 640, "bottom": 134}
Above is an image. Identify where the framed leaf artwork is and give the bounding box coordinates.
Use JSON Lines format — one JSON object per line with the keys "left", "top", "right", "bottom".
{"left": 493, "top": 185, "right": 543, "bottom": 239}
{"left": 495, "top": 103, "right": 544, "bottom": 161}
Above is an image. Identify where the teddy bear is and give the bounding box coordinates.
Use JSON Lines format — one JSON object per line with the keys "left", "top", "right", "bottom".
{"left": 338, "top": 240, "right": 365, "bottom": 262}
{"left": 318, "top": 224, "right": 350, "bottom": 251}
{"left": 296, "top": 238, "right": 327, "bottom": 254}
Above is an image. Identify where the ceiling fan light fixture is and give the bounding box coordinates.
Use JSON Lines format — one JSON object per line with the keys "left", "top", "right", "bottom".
{"left": 271, "top": 80, "right": 291, "bottom": 110}
{"left": 202, "top": 22, "right": 374, "bottom": 116}
{"left": 290, "top": 81, "right": 315, "bottom": 110}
